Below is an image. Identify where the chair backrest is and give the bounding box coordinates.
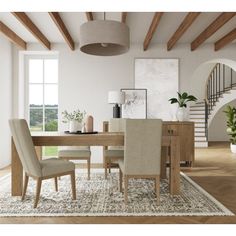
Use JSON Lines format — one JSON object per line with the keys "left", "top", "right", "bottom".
{"left": 9, "top": 119, "right": 42, "bottom": 177}
{"left": 109, "top": 118, "right": 126, "bottom": 150}
{"left": 124, "top": 119, "right": 162, "bottom": 176}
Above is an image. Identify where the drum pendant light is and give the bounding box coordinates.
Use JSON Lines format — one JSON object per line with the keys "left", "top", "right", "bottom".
{"left": 79, "top": 13, "right": 130, "bottom": 56}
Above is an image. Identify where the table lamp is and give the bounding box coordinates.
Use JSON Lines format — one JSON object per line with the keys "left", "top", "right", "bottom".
{"left": 108, "top": 91, "right": 125, "bottom": 118}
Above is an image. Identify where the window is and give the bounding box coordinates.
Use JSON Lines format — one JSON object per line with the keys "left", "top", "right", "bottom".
{"left": 26, "top": 56, "right": 58, "bottom": 157}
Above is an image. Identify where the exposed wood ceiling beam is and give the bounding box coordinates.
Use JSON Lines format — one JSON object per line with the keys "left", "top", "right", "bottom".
{"left": 12, "top": 12, "right": 51, "bottom": 50}
{"left": 167, "top": 12, "right": 200, "bottom": 51}
{"left": 86, "top": 12, "right": 93, "bottom": 21}
{"left": 121, "top": 12, "right": 127, "bottom": 23}
{"left": 49, "top": 12, "right": 75, "bottom": 50}
{"left": 215, "top": 28, "right": 236, "bottom": 51}
{"left": 191, "top": 12, "right": 236, "bottom": 51}
{"left": 0, "top": 21, "right": 27, "bottom": 50}
{"left": 143, "top": 12, "right": 163, "bottom": 51}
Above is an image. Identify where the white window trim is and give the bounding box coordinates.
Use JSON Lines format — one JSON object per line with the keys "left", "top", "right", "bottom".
{"left": 24, "top": 54, "right": 59, "bottom": 132}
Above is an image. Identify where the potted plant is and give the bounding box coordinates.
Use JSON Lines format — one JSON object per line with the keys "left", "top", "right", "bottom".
{"left": 224, "top": 105, "right": 236, "bottom": 153}
{"left": 169, "top": 92, "right": 197, "bottom": 121}
{"left": 62, "top": 109, "right": 86, "bottom": 133}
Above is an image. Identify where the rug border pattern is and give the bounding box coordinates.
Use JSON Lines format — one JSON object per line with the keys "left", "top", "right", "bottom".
{"left": 0, "top": 172, "right": 234, "bottom": 217}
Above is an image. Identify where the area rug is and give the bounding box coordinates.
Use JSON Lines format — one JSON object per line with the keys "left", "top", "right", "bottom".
{"left": 0, "top": 170, "right": 234, "bottom": 216}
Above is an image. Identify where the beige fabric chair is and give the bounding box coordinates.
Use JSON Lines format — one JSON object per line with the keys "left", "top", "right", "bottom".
{"left": 9, "top": 119, "right": 76, "bottom": 208}
{"left": 58, "top": 146, "right": 91, "bottom": 180}
{"left": 118, "top": 119, "right": 162, "bottom": 204}
{"left": 103, "top": 118, "right": 125, "bottom": 179}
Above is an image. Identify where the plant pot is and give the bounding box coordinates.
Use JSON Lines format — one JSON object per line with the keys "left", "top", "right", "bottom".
{"left": 230, "top": 143, "right": 236, "bottom": 153}
{"left": 176, "top": 107, "right": 186, "bottom": 121}
{"left": 69, "top": 121, "right": 81, "bottom": 133}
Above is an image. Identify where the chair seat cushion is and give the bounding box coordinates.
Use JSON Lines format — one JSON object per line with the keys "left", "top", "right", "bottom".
{"left": 58, "top": 149, "right": 91, "bottom": 158}
{"left": 104, "top": 149, "right": 124, "bottom": 158}
{"left": 40, "top": 158, "right": 75, "bottom": 177}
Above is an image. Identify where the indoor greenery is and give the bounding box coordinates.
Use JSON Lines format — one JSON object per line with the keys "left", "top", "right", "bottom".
{"left": 169, "top": 92, "right": 197, "bottom": 108}
{"left": 224, "top": 105, "right": 236, "bottom": 144}
{"left": 62, "top": 109, "right": 86, "bottom": 123}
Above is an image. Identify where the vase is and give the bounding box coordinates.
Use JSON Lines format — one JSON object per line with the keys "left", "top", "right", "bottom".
{"left": 69, "top": 120, "right": 81, "bottom": 133}
{"left": 176, "top": 107, "right": 185, "bottom": 121}
{"left": 230, "top": 143, "right": 236, "bottom": 153}
{"left": 85, "top": 115, "right": 94, "bottom": 132}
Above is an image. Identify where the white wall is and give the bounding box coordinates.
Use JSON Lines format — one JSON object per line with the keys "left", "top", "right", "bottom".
{"left": 0, "top": 37, "right": 12, "bottom": 168}
{"left": 13, "top": 42, "right": 236, "bottom": 163}
{"left": 209, "top": 100, "right": 236, "bottom": 142}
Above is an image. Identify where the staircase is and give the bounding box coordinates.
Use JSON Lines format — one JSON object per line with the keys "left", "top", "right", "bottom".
{"left": 190, "top": 63, "right": 236, "bottom": 148}
{"left": 189, "top": 102, "right": 208, "bottom": 147}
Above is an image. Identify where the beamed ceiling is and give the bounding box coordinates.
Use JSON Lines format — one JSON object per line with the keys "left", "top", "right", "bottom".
{"left": 0, "top": 12, "right": 236, "bottom": 51}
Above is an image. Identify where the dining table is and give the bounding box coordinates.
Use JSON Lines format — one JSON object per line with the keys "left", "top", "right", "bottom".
{"left": 11, "top": 131, "right": 180, "bottom": 196}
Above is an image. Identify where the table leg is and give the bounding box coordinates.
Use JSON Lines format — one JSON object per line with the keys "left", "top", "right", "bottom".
{"left": 169, "top": 136, "right": 180, "bottom": 195}
{"left": 161, "top": 147, "right": 167, "bottom": 179}
{"left": 11, "top": 138, "right": 23, "bottom": 196}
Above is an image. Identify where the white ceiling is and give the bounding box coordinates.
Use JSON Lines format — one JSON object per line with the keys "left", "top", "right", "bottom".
{"left": 0, "top": 12, "right": 236, "bottom": 47}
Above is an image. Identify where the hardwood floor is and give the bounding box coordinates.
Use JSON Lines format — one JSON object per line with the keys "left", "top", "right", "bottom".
{"left": 1, "top": 142, "right": 236, "bottom": 224}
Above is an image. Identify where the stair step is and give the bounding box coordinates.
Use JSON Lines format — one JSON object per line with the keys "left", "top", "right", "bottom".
{"left": 189, "top": 109, "right": 205, "bottom": 113}
{"left": 190, "top": 105, "right": 205, "bottom": 108}
{"left": 195, "top": 142, "right": 208, "bottom": 148}
{"left": 190, "top": 114, "right": 205, "bottom": 119}
{"left": 195, "top": 128, "right": 205, "bottom": 132}
{"left": 189, "top": 113, "right": 205, "bottom": 115}
{"left": 195, "top": 137, "right": 207, "bottom": 141}
{"left": 189, "top": 110, "right": 205, "bottom": 114}
{"left": 195, "top": 133, "right": 206, "bottom": 137}
{"left": 195, "top": 123, "right": 205, "bottom": 128}
{"left": 190, "top": 118, "right": 205, "bottom": 123}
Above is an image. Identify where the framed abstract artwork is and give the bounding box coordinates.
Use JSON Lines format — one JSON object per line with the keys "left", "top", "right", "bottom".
{"left": 121, "top": 88, "right": 147, "bottom": 118}
{"left": 135, "top": 58, "right": 179, "bottom": 121}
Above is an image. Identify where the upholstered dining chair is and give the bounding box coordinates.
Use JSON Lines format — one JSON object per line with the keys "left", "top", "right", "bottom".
{"left": 58, "top": 146, "right": 91, "bottom": 180}
{"left": 9, "top": 119, "right": 76, "bottom": 208}
{"left": 118, "top": 119, "right": 162, "bottom": 205}
{"left": 103, "top": 118, "right": 125, "bottom": 179}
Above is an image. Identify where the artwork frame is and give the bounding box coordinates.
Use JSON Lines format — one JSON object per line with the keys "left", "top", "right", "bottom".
{"left": 134, "top": 58, "right": 179, "bottom": 121}
{"left": 120, "top": 88, "right": 147, "bottom": 119}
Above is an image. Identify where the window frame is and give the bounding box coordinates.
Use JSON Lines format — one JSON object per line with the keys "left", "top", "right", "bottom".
{"left": 24, "top": 54, "right": 59, "bottom": 132}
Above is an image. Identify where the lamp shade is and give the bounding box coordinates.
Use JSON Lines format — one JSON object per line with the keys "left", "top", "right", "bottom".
{"left": 108, "top": 91, "right": 125, "bottom": 104}
{"left": 79, "top": 20, "right": 130, "bottom": 56}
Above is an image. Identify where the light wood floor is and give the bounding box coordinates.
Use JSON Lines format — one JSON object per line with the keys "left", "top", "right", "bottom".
{"left": 1, "top": 142, "right": 236, "bottom": 224}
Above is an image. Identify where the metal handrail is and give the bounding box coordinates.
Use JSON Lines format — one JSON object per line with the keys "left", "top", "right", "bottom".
{"left": 204, "top": 63, "right": 236, "bottom": 141}
{"left": 204, "top": 63, "right": 219, "bottom": 106}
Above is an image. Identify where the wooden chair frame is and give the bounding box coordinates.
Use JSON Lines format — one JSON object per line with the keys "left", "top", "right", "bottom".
{"left": 22, "top": 170, "right": 76, "bottom": 208}
{"left": 119, "top": 167, "right": 160, "bottom": 205}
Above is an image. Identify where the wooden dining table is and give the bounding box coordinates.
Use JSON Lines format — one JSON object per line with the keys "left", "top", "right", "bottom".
{"left": 11, "top": 131, "right": 180, "bottom": 196}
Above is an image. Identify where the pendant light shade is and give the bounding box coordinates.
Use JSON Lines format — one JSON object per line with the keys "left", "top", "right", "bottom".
{"left": 79, "top": 20, "right": 130, "bottom": 56}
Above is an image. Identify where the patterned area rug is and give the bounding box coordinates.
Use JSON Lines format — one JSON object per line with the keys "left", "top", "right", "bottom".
{"left": 0, "top": 170, "right": 233, "bottom": 216}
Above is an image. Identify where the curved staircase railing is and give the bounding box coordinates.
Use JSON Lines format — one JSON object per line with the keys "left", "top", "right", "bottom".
{"left": 204, "top": 63, "right": 236, "bottom": 140}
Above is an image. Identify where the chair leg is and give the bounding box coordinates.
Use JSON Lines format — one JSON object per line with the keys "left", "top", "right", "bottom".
{"left": 104, "top": 157, "right": 108, "bottom": 179}
{"left": 108, "top": 158, "right": 111, "bottom": 173}
{"left": 155, "top": 175, "right": 160, "bottom": 205}
{"left": 22, "top": 173, "right": 29, "bottom": 201}
{"left": 54, "top": 177, "right": 58, "bottom": 191}
{"left": 87, "top": 158, "right": 91, "bottom": 180}
{"left": 34, "top": 178, "right": 42, "bottom": 208}
{"left": 119, "top": 168, "right": 123, "bottom": 192}
{"left": 70, "top": 171, "right": 76, "bottom": 200}
{"left": 124, "top": 175, "right": 128, "bottom": 204}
